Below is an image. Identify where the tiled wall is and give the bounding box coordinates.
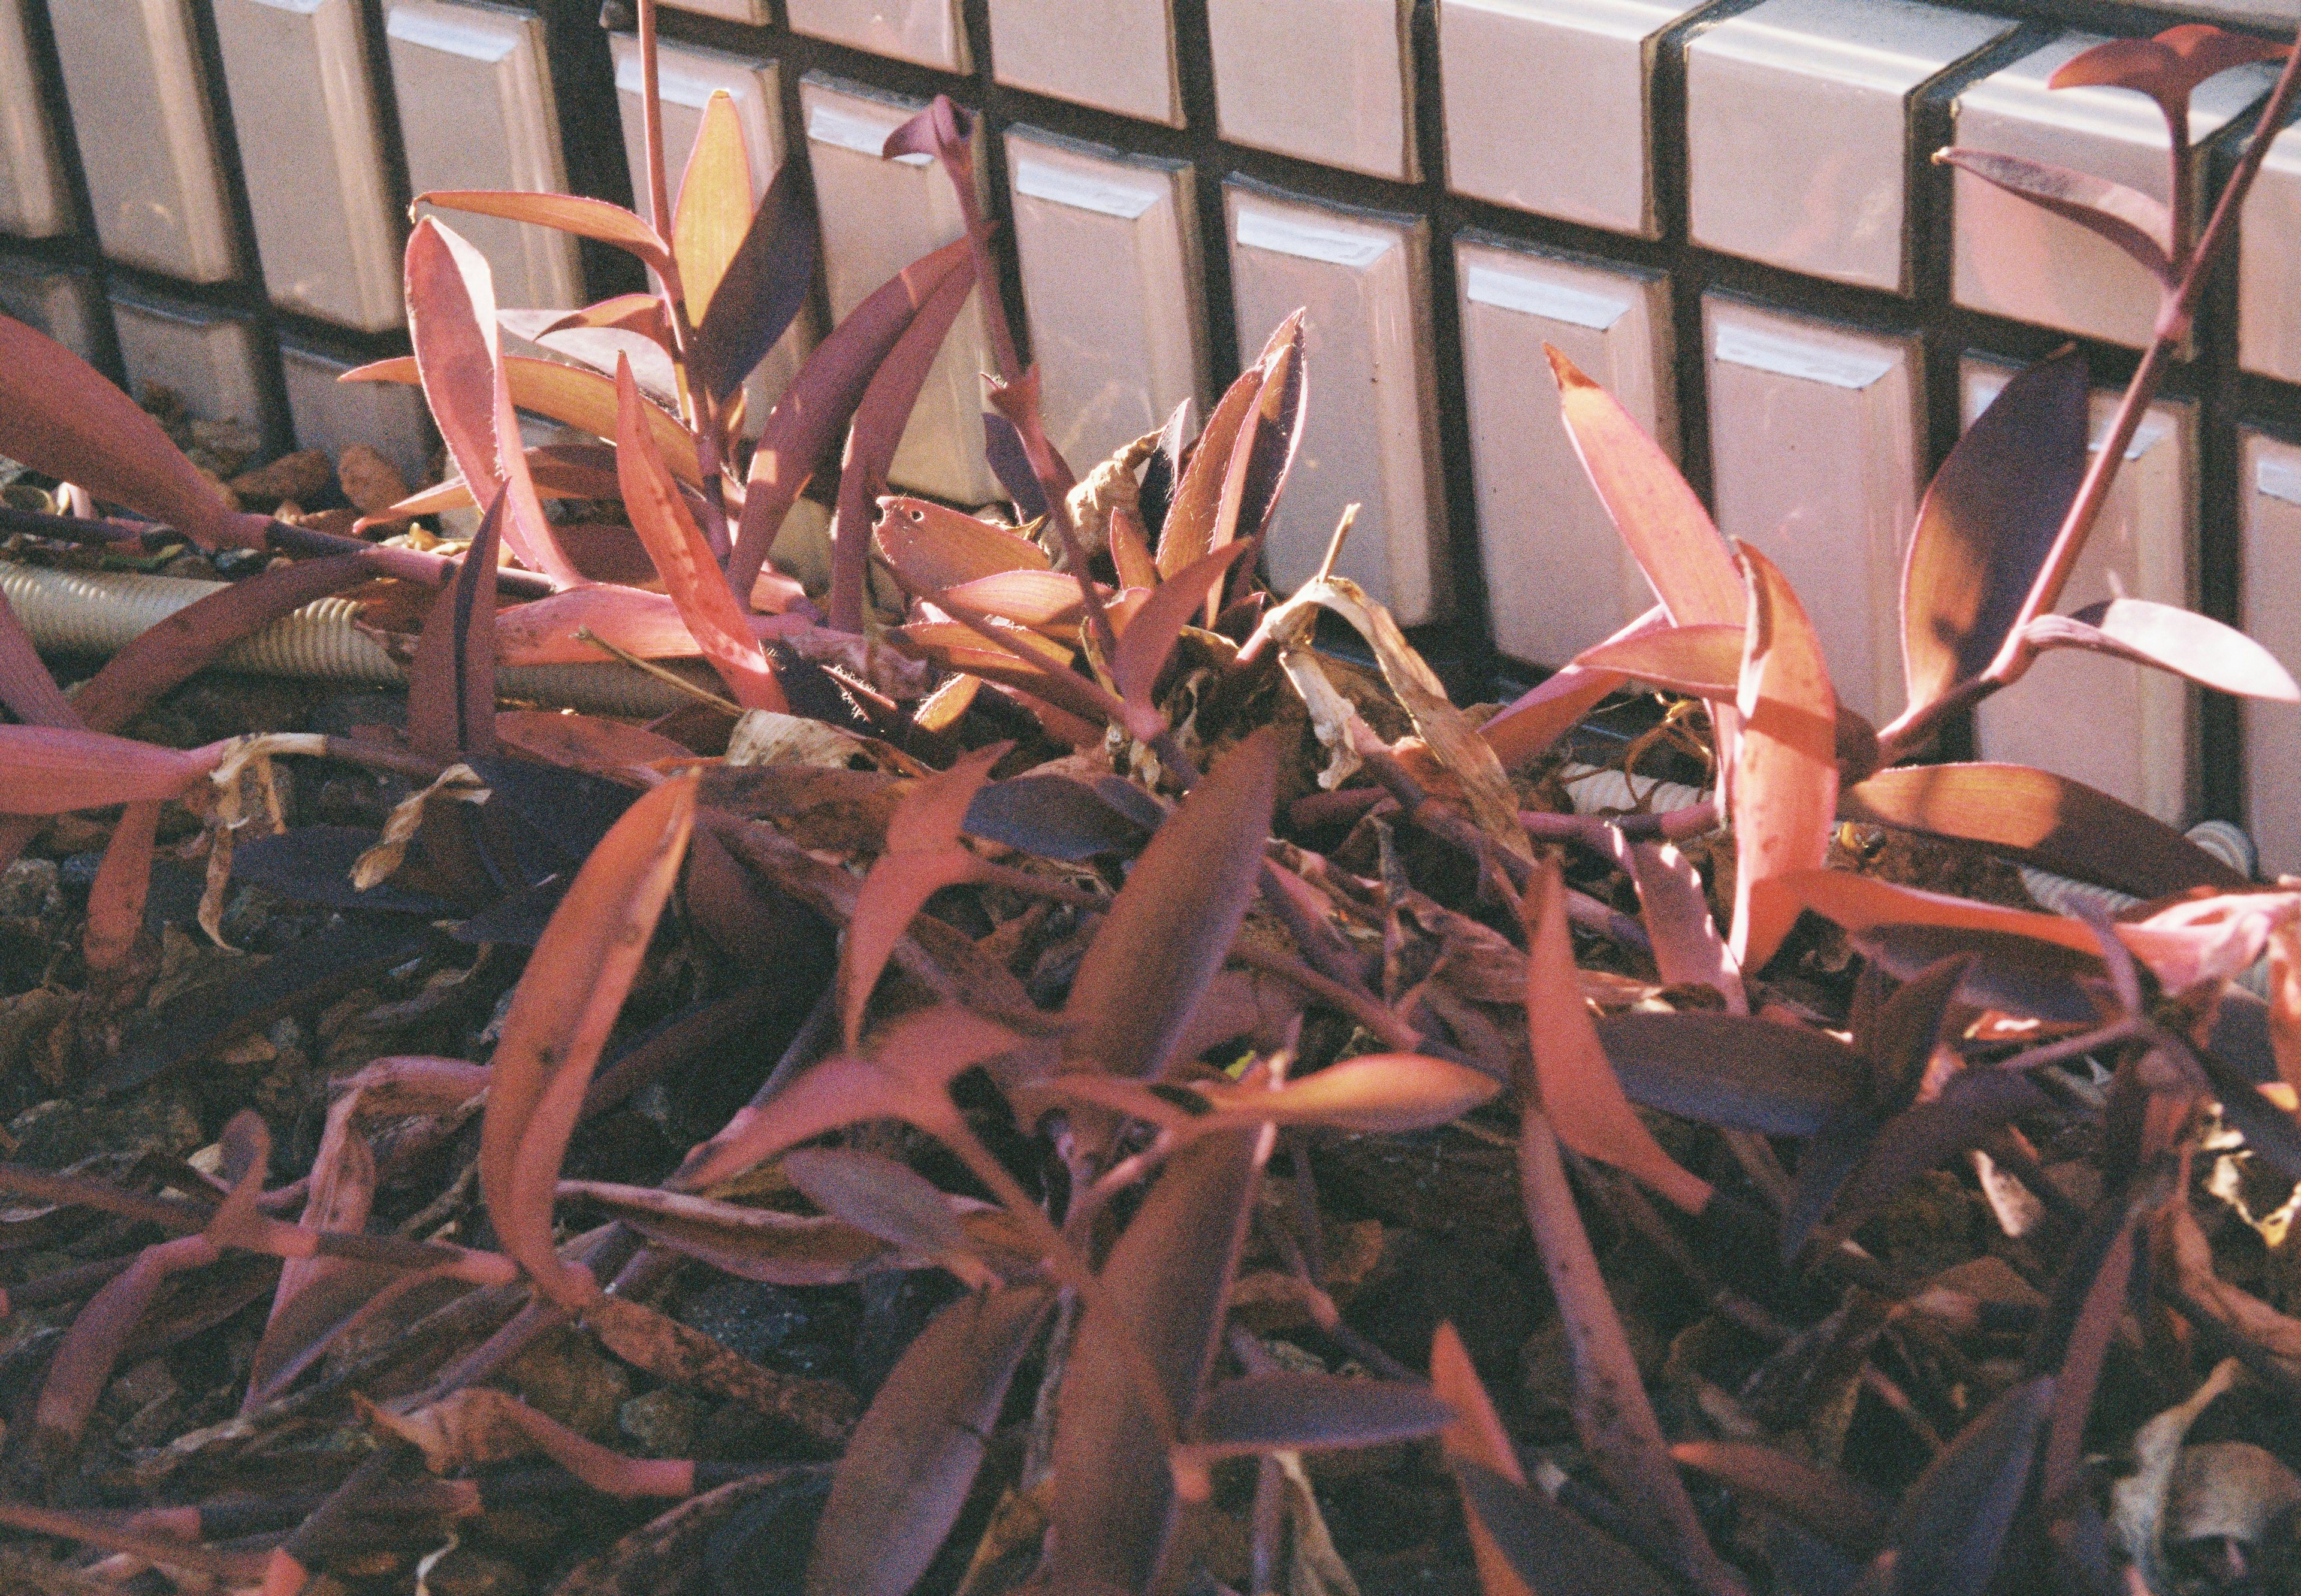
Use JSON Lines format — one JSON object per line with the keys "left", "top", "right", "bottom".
{"left": 2, "top": 0, "right": 2299, "bottom": 867}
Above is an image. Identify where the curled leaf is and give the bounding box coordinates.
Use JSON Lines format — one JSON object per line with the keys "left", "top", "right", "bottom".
{"left": 1935, "top": 150, "right": 2172, "bottom": 285}
{"left": 2025, "top": 597, "right": 2301, "bottom": 701}
{"left": 1729, "top": 542, "right": 1837, "bottom": 972}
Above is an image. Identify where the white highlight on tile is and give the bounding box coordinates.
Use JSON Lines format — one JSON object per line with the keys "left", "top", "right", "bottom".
{"left": 1441, "top": 0, "right": 1702, "bottom": 237}
{"left": 389, "top": 2, "right": 580, "bottom": 311}
{"left": 281, "top": 341, "right": 434, "bottom": 489}
{"left": 1458, "top": 238, "right": 1671, "bottom": 666}
{"left": 0, "top": 0, "right": 66, "bottom": 238}
{"left": 1967, "top": 360, "right": 2194, "bottom": 824}
{"left": 1705, "top": 297, "right": 1923, "bottom": 724}
{"left": 989, "top": 0, "right": 1181, "bottom": 126}
{"left": 801, "top": 76, "right": 997, "bottom": 506}
{"left": 614, "top": 38, "right": 810, "bottom": 428}
{"left": 663, "top": 0, "right": 770, "bottom": 20}
{"left": 1686, "top": 0, "right": 2012, "bottom": 292}
{"left": 1955, "top": 35, "right": 2276, "bottom": 348}
{"left": 787, "top": 0, "right": 968, "bottom": 73}
{"left": 1210, "top": 0, "right": 1415, "bottom": 180}
{"left": 2240, "top": 120, "right": 2301, "bottom": 385}
{"left": 2241, "top": 428, "right": 2301, "bottom": 876}
{"left": 1006, "top": 130, "right": 1206, "bottom": 485}
{"left": 211, "top": 0, "right": 404, "bottom": 331}
{"left": 47, "top": 0, "right": 237, "bottom": 282}
{"left": 113, "top": 297, "right": 265, "bottom": 432}
{"left": 1228, "top": 185, "right": 1445, "bottom": 624}
{"left": 0, "top": 259, "right": 98, "bottom": 359}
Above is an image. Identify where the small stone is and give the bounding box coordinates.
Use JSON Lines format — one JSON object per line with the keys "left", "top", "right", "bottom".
{"left": 188, "top": 419, "right": 262, "bottom": 479}
{"left": 618, "top": 1388, "right": 702, "bottom": 1458}
{"left": 228, "top": 448, "right": 331, "bottom": 509}
{"left": 419, "top": 1547, "right": 532, "bottom": 1596}
{"left": 503, "top": 1325, "right": 630, "bottom": 1440}
{"left": 0, "top": 860, "right": 60, "bottom": 920}
{"left": 336, "top": 444, "right": 409, "bottom": 517}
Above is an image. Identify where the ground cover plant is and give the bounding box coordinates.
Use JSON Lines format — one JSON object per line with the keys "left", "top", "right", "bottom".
{"left": 0, "top": 7, "right": 2298, "bottom": 1593}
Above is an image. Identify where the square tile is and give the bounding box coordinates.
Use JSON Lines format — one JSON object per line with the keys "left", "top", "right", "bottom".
{"left": 1965, "top": 359, "right": 2194, "bottom": 823}
{"left": 787, "top": 0, "right": 968, "bottom": 74}
{"left": 281, "top": 341, "right": 433, "bottom": 492}
{"left": 211, "top": 0, "right": 404, "bottom": 332}
{"left": 801, "top": 76, "right": 997, "bottom": 505}
{"left": 0, "top": 258, "right": 100, "bottom": 359}
{"left": 989, "top": 0, "right": 1180, "bottom": 126}
{"left": 1687, "top": 0, "right": 2012, "bottom": 292}
{"left": 1005, "top": 129, "right": 1206, "bottom": 483}
{"left": 663, "top": 0, "right": 770, "bottom": 19}
{"left": 2240, "top": 119, "right": 2301, "bottom": 385}
{"left": 1210, "top": 0, "right": 1415, "bottom": 181}
{"left": 613, "top": 37, "right": 810, "bottom": 428}
{"left": 1704, "top": 297, "right": 1925, "bottom": 724}
{"left": 112, "top": 294, "right": 267, "bottom": 434}
{"left": 1953, "top": 34, "right": 2277, "bottom": 347}
{"left": 2241, "top": 428, "right": 2301, "bottom": 877}
{"left": 1441, "top": 0, "right": 1701, "bottom": 237}
{"left": 1227, "top": 185, "right": 1445, "bottom": 625}
{"left": 389, "top": 1, "right": 582, "bottom": 310}
{"left": 47, "top": 0, "right": 237, "bottom": 282}
{"left": 0, "top": 0, "right": 67, "bottom": 238}
{"left": 1457, "top": 238, "right": 1673, "bottom": 667}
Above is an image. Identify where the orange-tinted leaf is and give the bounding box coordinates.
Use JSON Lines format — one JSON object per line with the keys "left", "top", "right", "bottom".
{"left": 1432, "top": 1323, "right": 1535, "bottom": 1596}
{"left": 693, "top": 155, "right": 817, "bottom": 403}
{"left": 0, "top": 315, "right": 264, "bottom": 551}
{"left": 1547, "top": 345, "right": 1742, "bottom": 627}
{"left": 1062, "top": 726, "right": 1279, "bottom": 1081}
{"left": 1201, "top": 313, "right": 1305, "bottom": 614}
{"left": 348, "top": 350, "right": 702, "bottom": 486}
{"left": 495, "top": 583, "right": 810, "bottom": 667}
{"left": 1479, "top": 604, "right": 1665, "bottom": 771}
{"left": 1729, "top": 542, "right": 1837, "bottom": 972}
{"left": 541, "top": 293, "right": 674, "bottom": 347}
{"left": 889, "top": 740, "right": 1010, "bottom": 856}
{"left": 843, "top": 851, "right": 985, "bottom": 1050}
{"left": 728, "top": 238, "right": 973, "bottom": 606}
{"left": 1902, "top": 349, "right": 2089, "bottom": 712}
{"left": 1841, "top": 761, "right": 2244, "bottom": 898}
{"left": 1111, "top": 540, "right": 1254, "bottom": 728}
{"left": 932, "top": 569, "right": 1092, "bottom": 632}
{"left": 0, "top": 727, "right": 221, "bottom": 813}
{"left": 415, "top": 189, "right": 672, "bottom": 279}
{"left": 1523, "top": 859, "right": 1713, "bottom": 1215}
{"left": 2049, "top": 25, "right": 2289, "bottom": 123}
{"left": 614, "top": 356, "right": 787, "bottom": 713}
{"left": 2027, "top": 597, "right": 2301, "bottom": 701}
{"left": 495, "top": 709, "right": 690, "bottom": 773}
{"left": 1156, "top": 347, "right": 1266, "bottom": 578}
{"left": 874, "top": 497, "right": 1051, "bottom": 595}
{"left": 1935, "top": 149, "right": 2172, "bottom": 284}
{"left": 407, "top": 487, "right": 503, "bottom": 760}
{"left": 1191, "top": 1053, "right": 1498, "bottom": 1135}
{"left": 1616, "top": 836, "right": 1744, "bottom": 1013}
{"left": 480, "top": 775, "right": 697, "bottom": 1305}
{"left": 83, "top": 800, "right": 159, "bottom": 974}
{"left": 671, "top": 91, "right": 752, "bottom": 325}
{"left": 1572, "top": 619, "right": 1745, "bottom": 701}
{"left": 558, "top": 1180, "right": 902, "bottom": 1284}
{"left": 1778, "top": 868, "right": 2101, "bottom": 960}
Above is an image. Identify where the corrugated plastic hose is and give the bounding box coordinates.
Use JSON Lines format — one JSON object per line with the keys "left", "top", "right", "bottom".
{"left": 0, "top": 561, "right": 693, "bottom": 720}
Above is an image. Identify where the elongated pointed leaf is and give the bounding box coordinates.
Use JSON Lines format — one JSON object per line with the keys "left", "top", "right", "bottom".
{"left": 1595, "top": 1012, "right": 1864, "bottom": 1137}
{"left": 614, "top": 357, "right": 787, "bottom": 713}
{"left": 1936, "top": 150, "right": 2172, "bottom": 284}
{"left": 0, "top": 593, "right": 74, "bottom": 729}
{"left": 1053, "top": 1125, "right": 1273, "bottom": 1592}
{"left": 694, "top": 155, "right": 819, "bottom": 401}
{"left": 1841, "top": 761, "right": 2243, "bottom": 898}
{"left": 480, "top": 775, "right": 697, "bottom": 1306}
{"left": 1454, "top": 1461, "right": 1678, "bottom": 1596}
{"left": 806, "top": 1284, "right": 1056, "bottom": 1596}
{"left": 84, "top": 800, "right": 161, "bottom": 974}
{"left": 1670, "top": 1442, "right": 1888, "bottom": 1556}
{"left": 935, "top": 569, "right": 1098, "bottom": 631}
{"left": 1572, "top": 620, "right": 1746, "bottom": 699}
{"left": 559, "top": 1180, "right": 902, "bottom": 1284}
{"left": 1885, "top": 1376, "right": 2052, "bottom": 1596}
{"left": 494, "top": 583, "right": 808, "bottom": 667}
{"left": 1062, "top": 726, "right": 1279, "bottom": 1080}
{"left": 1902, "top": 349, "right": 2089, "bottom": 711}
{"left": 1191, "top": 1372, "right": 1452, "bottom": 1458}
{"left": 1189, "top": 1053, "right": 1499, "bottom": 1135}
{"left": 1112, "top": 540, "right": 1254, "bottom": 723}
{"left": 416, "top": 189, "right": 672, "bottom": 279}
{"left": 2027, "top": 596, "right": 2301, "bottom": 700}
{"left": 874, "top": 497, "right": 1052, "bottom": 595}
{"left": 1156, "top": 346, "right": 1267, "bottom": 578}
{"left": 671, "top": 91, "right": 753, "bottom": 326}
{"left": 542, "top": 292, "right": 674, "bottom": 346}
{"left": 1730, "top": 542, "right": 1837, "bottom": 972}
{"left": 1479, "top": 604, "right": 1668, "bottom": 771}
{"left": 347, "top": 352, "right": 702, "bottom": 486}
{"left": 407, "top": 488, "right": 503, "bottom": 760}
{"left": 1432, "top": 1324, "right": 1535, "bottom": 1596}
{"left": 779, "top": 1147, "right": 971, "bottom": 1261}
{"left": 729, "top": 238, "right": 973, "bottom": 604}
{"left": 1618, "top": 836, "right": 1744, "bottom": 1012}
{"left": 1201, "top": 314, "right": 1304, "bottom": 616}
{"left": 1524, "top": 860, "right": 1713, "bottom": 1214}
{"left": 890, "top": 741, "right": 1010, "bottom": 856}
{"left": 2049, "top": 25, "right": 2289, "bottom": 123}
{"left": 0, "top": 727, "right": 221, "bottom": 813}
{"left": 0, "top": 315, "right": 264, "bottom": 551}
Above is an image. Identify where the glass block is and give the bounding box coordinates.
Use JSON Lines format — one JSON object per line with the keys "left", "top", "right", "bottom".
{"left": 989, "top": 0, "right": 1180, "bottom": 126}
{"left": 1209, "top": 0, "right": 1414, "bottom": 180}
{"left": 2241, "top": 428, "right": 2301, "bottom": 877}
{"left": 787, "top": 0, "right": 968, "bottom": 73}
{"left": 2240, "top": 119, "right": 2301, "bottom": 385}
{"left": 0, "top": 0, "right": 67, "bottom": 238}
{"left": 112, "top": 295, "right": 266, "bottom": 433}
{"left": 0, "top": 258, "right": 100, "bottom": 359}
{"left": 281, "top": 340, "right": 434, "bottom": 492}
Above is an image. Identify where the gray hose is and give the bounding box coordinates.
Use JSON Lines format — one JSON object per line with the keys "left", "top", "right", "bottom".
{"left": 0, "top": 560, "right": 694, "bottom": 719}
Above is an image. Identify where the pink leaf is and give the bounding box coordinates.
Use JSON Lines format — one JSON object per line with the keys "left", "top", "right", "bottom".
{"left": 1728, "top": 542, "right": 1838, "bottom": 972}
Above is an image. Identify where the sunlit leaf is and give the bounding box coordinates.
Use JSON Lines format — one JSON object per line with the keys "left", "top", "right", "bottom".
{"left": 2025, "top": 596, "right": 2301, "bottom": 700}
{"left": 1935, "top": 150, "right": 2172, "bottom": 285}
{"left": 1156, "top": 340, "right": 1268, "bottom": 578}
{"left": 346, "top": 351, "right": 702, "bottom": 486}
{"left": 2049, "top": 25, "right": 2290, "bottom": 128}
{"left": 1479, "top": 604, "right": 1665, "bottom": 772}
{"left": 415, "top": 188, "right": 672, "bottom": 279}
{"left": 1186, "top": 1053, "right": 1500, "bottom": 1135}
{"left": 671, "top": 90, "right": 751, "bottom": 326}
{"left": 0, "top": 726, "right": 222, "bottom": 813}
{"left": 1729, "top": 542, "right": 1837, "bottom": 972}
{"left": 1571, "top": 620, "right": 1744, "bottom": 700}
{"left": 693, "top": 156, "right": 819, "bottom": 402}
{"left": 1110, "top": 540, "right": 1254, "bottom": 729}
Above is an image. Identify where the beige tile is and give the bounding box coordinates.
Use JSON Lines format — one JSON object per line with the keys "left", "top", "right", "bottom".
{"left": 2240, "top": 120, "right": 2301, "bottom": 385}
{"left": 787, "top": 0, "right": 968, "bottom": 72}
{"left": 1456, "top": 238, "right": 1672, "bottom": 667}
{"left": 613, "top": 37, "right": 809, "bottom": 428}
{"left": 2242, "top": 430, "right": 2301, "bottom": 877}
{"left": 1965, "top": 359, "right": 2195, "bottom": 824}
{"left": 1227, "top": 186, "right": 1445, "bottom": 625}
{"left": 1441, "top": 0, "right": 1700, "bottom": 237}
{"left": 47, "top": 0, "right": 236, "bottom": 282}
{"left": 0, "top": 259, "right": 99, "bottom": 359}
{"left": 664, "top": 0, "right": 770, "bottom": 19}
{"left": 210, "top": 0, "right": 403, "bottom": 332}
{"left": 989, "top": 0, "right": 1180, "bottom": 126}
{"left": 112, "top": 296, "right": 265, "bottom": 433}
{"left": 1704, "top": 298, "right": 1923, "bottom": 724}
{"left": 281, "top": 340, "right": 434, "bottom": 489}
{"left": 1210, "top": 0, "right": 1414, "bottom": 180}
{"left": 1688, "top": 0, "right": 2012, "bottom": 292}
{"left": 0, "top": 0, "right": 66, "bottom": 238}
{"left": 1953, "top": 34, "right": 2276, "bottom": 347}
{"left": 1005, "top": 130, "right": 1206, "bottom": 485}
{"left": 802, "top": 77, "right": 998, "bottom": 506}
{"left": 389, "top": 1, "right": 581, "bottom": 311}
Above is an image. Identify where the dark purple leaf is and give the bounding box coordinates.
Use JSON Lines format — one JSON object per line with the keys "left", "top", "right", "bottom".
{"left": 407, "top": 486, "right": 503, "bottom": 760}
{"left": 1451, "top": 1461, "right": 1678, "bottom": 1596}
{"left": 981, "top": 409, "right": 1051, "bottom": 523}
{"left": 1853, "top": 924, "right": 2106, "bottom": 1025}
{"left": 692, "top": 156, "right": 819, "bottom": 402}
{"left": 1935, "top": 150, "right": 2172, "bottom": 285}
{"left": 1594, "top": 1012, "right": 1866, "bottom": 1138}
{"left": 779, "top": 1147, "right": 970, "bottom": 1262}
{"left": 1884, "top": 1376, "right": 2053, "bottom": 1596}
{"left": 961, "top": 773, "right": 1152, "bottom": 862}
{"left": 1137, "top": 395, "right": 1191, "bottom": 536}
{"left": 1191, "top": 1372, "right": 1453, "bottom": 1457}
